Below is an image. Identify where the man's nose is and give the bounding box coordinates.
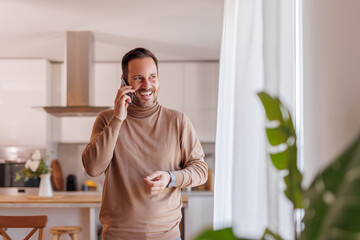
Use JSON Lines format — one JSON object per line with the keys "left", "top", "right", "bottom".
{"left": 142, "top": 78, "right": 151, "bottom": 89}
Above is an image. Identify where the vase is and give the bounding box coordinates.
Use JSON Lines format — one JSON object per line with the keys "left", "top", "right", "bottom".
{"left": 38, "top": 173, "right": 53, "bottom": 197}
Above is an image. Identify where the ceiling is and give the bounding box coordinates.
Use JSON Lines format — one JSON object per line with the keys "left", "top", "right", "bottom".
{"left": 0, "top": 0, "right": 224, "bottom": 62}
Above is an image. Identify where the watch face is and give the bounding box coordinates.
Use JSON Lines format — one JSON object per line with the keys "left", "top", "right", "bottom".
{"left": 167, "top": 171, "right": 176, "bottom": 188}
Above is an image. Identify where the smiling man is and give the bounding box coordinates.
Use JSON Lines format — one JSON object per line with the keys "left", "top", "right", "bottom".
{"left": 82, "top": 48, "right": 208, "bottom": 240}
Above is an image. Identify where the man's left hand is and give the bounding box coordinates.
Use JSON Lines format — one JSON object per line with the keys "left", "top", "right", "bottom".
{"left": 144, "top": 171, "right": 171, "bottom": 196}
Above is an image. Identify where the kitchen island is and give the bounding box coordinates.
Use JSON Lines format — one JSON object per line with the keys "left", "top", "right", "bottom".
{"left": 0, "top": 193, "right": 101, "bottom": 240}
{"left": 0, "top": 193, "right": 189, "bottom": 240}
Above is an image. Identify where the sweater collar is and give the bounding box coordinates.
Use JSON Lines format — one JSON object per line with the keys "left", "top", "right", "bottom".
{"left": 127, "top": 101, "right": 160, "bottom": 118}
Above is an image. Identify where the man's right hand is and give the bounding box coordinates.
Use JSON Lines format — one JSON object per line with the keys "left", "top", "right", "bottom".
{"left": 113, "top": 86, "right": 135, "bottom": 121}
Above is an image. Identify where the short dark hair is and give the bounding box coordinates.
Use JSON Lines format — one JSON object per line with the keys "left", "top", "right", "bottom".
{"left": 121, "top": 47, "right": 158, "bottom": 79}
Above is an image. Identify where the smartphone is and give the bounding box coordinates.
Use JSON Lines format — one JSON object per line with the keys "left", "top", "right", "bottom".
{"left": 121, "top": 77, "right": 133, "bottom": 104}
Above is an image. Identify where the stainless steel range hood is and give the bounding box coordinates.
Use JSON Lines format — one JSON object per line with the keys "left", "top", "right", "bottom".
{"left": 43, "top": 31, "right": 110, "bottom": 117}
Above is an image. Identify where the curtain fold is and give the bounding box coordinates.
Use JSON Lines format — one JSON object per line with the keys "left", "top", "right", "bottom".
{"left": 214, "top": 0, "right": 295, "bottom": 238}
{"left": 213, "top": 0, "right": 238, "bottom": 230}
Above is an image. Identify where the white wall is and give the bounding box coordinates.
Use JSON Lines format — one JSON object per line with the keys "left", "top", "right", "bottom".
{"left": 303, "top": 0, "right": 360, "bottom": 185}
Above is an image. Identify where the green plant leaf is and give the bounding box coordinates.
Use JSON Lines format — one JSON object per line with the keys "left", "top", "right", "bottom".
{"left": 257, "top": 91, "right": 303, "bottom": 208}
{"left": 194, "top": 228, "right": 245, "bottom": 240}
{"left": 300, "top": 133, "right": 360, "bottom": 240}
{"left": 195, "top": 227, "right": 286, "bottom": 240}
{"left": 266, "top": 127, "right": 290, "bottom": 146}
{"left": 257, "top": 92, "right": 283, "bottom": 121}
{"left": 269, "top": 147, "right": 292, "bottom": 170}
{"left": 261, "top": 228, "right": 284, "bottom": 240}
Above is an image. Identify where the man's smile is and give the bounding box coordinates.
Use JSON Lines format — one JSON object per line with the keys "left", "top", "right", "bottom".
{"left": 136, "top": 89, "right": 154, "bottom": 101}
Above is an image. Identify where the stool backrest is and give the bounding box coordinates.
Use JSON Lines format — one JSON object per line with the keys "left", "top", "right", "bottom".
{"left": 0, "top": 215, "right": 48, "bottom": 240}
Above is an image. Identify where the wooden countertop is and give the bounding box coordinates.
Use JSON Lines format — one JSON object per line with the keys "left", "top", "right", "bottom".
{"left": 0, "top": 194, "right": 101, "bottom": 204}
{"left": 0, "top": 194, "right": 189, "bottom": 204}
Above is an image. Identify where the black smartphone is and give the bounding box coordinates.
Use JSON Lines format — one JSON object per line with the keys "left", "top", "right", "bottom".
{"left": 121, "top": 77, "right": 133, "bottom": 104}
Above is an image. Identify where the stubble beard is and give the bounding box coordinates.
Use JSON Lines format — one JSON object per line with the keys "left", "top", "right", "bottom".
{"left": 133, "top": 88, "right": 159, "bottom": 108}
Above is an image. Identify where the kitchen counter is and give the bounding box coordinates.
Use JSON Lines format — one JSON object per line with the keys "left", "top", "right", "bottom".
{"left": 0, "top": 192, "right": 189, "bottom": 206}
{"left": 0, "top": 193, "right": 189, "bottom": 240}
{"left": 0, "top": 194, "right": 101, "bottom": 240}
{"left": 0, "top": 194, "right": 101, "bottom": 205}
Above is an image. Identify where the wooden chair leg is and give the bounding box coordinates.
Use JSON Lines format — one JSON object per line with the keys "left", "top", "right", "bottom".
{"left": 0, "top": 229, "right": 11, "bottom": 240}
{"left": 70, "top": 233, "right": 80, "bottom": 240}
{"left": 51, "top": 233, "right": 60, "bottom": 240}
{"left": 38, "top": 228, "right": 43, "bottom": 240}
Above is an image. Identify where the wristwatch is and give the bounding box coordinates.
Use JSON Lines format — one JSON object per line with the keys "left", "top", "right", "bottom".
{"left": 167, "top": 171, "right": 176, "bottom": 188}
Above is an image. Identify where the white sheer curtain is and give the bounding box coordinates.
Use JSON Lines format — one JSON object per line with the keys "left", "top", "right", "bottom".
{"left": 214, "top": 0, "right": 295, "bottom": 239}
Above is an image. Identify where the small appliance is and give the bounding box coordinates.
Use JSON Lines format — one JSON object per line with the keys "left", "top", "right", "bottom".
{"left": 0, "top": 147, "right": 45, "bottom": 195}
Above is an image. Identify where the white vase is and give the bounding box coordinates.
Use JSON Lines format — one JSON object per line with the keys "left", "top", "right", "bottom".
{"left": 38, "top": 173, "right": 53, "bottom": 197}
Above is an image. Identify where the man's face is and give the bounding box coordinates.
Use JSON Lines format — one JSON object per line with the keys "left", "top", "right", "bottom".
{"left": 126, "top": 57, "right": 159, "bottom": 108}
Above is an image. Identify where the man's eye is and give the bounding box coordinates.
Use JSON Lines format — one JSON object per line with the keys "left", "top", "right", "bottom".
{"left": 134, "top": 77, "right": 142, "bottom": 80}
{"left": 150, "top": 75, "right": 156, "bottom": 79}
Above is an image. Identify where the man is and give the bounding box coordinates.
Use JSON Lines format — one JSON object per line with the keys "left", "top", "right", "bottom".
{"left": 82, "top": 48, "right": 208, "bottom": 240}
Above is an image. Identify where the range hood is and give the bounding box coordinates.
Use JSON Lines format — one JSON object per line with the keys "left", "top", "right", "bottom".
{"left": 42, "top": 31, "right": 110, "bottom": 117}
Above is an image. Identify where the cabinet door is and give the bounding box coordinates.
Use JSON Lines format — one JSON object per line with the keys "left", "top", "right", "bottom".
{"left": 94, "top": 63, "right": 121, "bottom": 106}
{"left": 0, "top": 60, "right": 48, "bottom": 146}
{"left": 184, "top": 110, "right": 218, "bottom": 142}
{"left": 184, "top": 62, "right": 219, "bottom": 111}
{"left": 184, "top": 63, "right": 219, "bottom": 142}
{"left": 157, "top": 63, "right": 184, "bottom": 111}
{"left": 185, "top": 194, "right": 214, "bottom": 240}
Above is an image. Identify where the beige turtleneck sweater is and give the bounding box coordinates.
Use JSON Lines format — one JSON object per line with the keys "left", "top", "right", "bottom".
{"left": 82, "top": 102, "right": 208, "bottom": 240}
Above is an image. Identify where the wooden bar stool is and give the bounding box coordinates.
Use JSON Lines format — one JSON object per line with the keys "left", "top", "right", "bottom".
{"left": 49, "top": 226, "right": 82, "bottom": 240}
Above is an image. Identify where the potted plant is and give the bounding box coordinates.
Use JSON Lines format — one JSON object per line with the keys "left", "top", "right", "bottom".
{"left": 195, "top": 91, "right": 360, "bottom": 240}
{"left": 15, "top": 149, "right": 53, "bottom": 197}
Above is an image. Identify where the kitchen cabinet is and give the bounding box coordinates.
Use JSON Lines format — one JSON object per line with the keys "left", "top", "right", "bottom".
{"left": 157, "top": 63, "right": 184, "bottom": 111}
{"left": 183, "top": 192, "right": 214, "bottom": 240}
{"left": 94, "top": 63, "right": 122, "bottom": 106}
{"left": 183, "top": 62, "right": 218, "bottom": 142}
{"left": 183, "top": 63, "right": 219, "bottom": 111}
{"left": 158, "top": 62, "right": 219, "bottom": 142}
{"left": 0, "top": 59, "right": 49, "bottom": 147}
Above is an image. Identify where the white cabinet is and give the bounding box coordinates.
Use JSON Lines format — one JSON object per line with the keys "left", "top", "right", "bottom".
{"left": 0, "top": 61, "right": 218, "bottom": 144}
{"left": 157, "top": 63, "right": 184, "bottom": 111}
{"left": 183, "top": 192, "right": 214, "bottom": 240}
{"left": 94, "top": 63, "right": 121, "bottom": 106}
{"left": 183, "top": 63, "right": 219, "bottom": 111}
{"left": 158, "top": 62, "right": 219, "bottom": 142}
{"left": 0, "top": 60, "right": 49, "bottom": 147}
{"left": 185, "top": 110, "right": 218, "bottom": 142}
{"left": 184, "top": 63, "right": 218, "bottom": 142}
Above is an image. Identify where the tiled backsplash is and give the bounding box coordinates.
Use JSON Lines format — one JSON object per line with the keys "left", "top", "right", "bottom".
{"left": 58, "top": 143, "right": 104, "bottom": 191}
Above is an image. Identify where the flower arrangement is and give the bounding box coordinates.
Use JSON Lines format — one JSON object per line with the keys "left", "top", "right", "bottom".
{"left": 14, "top": 149, "right": 51, "bottom": 182}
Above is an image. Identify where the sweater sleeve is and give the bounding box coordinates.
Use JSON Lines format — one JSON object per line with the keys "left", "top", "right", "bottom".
{"left": 173, "top": 113, "right": 208, "bottom": 188}
{"left": 82, "top": 112, "right": 123, "bottom": 177}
